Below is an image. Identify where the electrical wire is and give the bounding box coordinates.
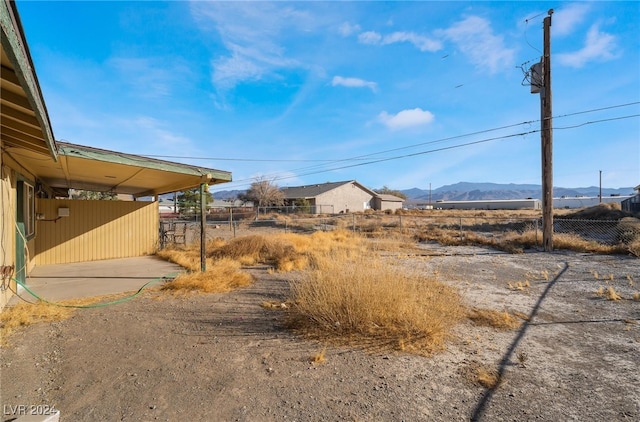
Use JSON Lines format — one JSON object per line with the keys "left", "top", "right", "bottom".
{"left": 554, "top": 114, "right": 639, "bottom": 130}
{"left": 216, "top": 108, "right": 640, "bottom": 191}
{"left": 523, "top": 11, "right": 545, "bottom": 54}
{"left": 143, "top": 101, "right": 640, "bottom": 167}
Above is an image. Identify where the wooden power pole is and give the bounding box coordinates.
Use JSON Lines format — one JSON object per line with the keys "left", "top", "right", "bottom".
{"left": 541, "top": 10, "right": 554, "bottom": 252}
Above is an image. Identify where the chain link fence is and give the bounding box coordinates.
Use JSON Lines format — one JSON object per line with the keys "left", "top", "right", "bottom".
{"left": 160, "top": 212, "right": 639, "bottom": 251}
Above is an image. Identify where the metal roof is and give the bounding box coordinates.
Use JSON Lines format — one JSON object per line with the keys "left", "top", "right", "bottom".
{"left": 281, "top": 180, "right": 379, "bottom": 199}
{"left": 50, "top": 141, "right": 232, "bottom": 197}
{"left": 375, "top": 193, "right": 405, "bottom": 202}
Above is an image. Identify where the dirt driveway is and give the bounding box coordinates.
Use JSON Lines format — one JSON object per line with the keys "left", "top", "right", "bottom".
{"left": 1, "top": 245, "right": 639, "bottom": 421}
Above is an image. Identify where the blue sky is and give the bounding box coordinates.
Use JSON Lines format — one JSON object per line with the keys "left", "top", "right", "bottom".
{"left": 17, "top": 1, "right": 640, "bottom": 193}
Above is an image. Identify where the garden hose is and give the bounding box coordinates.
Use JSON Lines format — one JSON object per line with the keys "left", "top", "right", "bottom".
{"left": 11, "top": 273, "right": 179, "bottom": 309}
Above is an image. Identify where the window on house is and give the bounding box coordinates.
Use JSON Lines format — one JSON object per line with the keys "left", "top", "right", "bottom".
{"left": 17, "top": 180, "right": 35, "bottom": 238}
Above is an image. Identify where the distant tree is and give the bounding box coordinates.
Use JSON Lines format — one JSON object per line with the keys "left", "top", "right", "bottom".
{"left": 374, "top": 185, "right": 407, "bottom": 200}
{"left": 293, "top": 198, "right": 311, "bottom": 214}
{"left": 70, "top": 190, "right": 118, "bottom": 200}
{"left": 177, "top": 188, "right": 213, "bottom": 214}
{"left": 239, "top": 178, "right": 285, "bottom": 207}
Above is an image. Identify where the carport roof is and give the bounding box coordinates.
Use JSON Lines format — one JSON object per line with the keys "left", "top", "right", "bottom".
{"left": 48, "top": 141, "right": 232, "bottom": 198}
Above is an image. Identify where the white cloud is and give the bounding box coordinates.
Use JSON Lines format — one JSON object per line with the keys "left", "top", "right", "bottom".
{"left": 553, "top": 3, "right": 592, "bottom": 37}
{"left": 358, "top": 30, "right": 441, "bottom": 52}
{"left": 331, "top": 76, "right": 377, "bottom": 92}
{"left": 382, "top": 31, "right": 442, "bottom": 52}
{"left": 556, "top": 23, "right": 618, "bottom": 68}
{"left": 190, "top": 2, "right": 316, "bottom": 90}
{"left": 339, "top": 22, "right": 361, "bottom": 36}
{"left": 358, "top": 31, "right": 383, "bottom": 45}
{"left": 378, "top": 108, "right": 434, "bottom": 130}
{"left": 440, "top": 16, "right": 515, "bottom": 73}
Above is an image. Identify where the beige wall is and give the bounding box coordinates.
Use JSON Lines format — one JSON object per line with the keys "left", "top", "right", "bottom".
{"left": 375, "top": 198, "right": 403, "bottom": 212}
{"left": 35, "top": 199, "right": 159, "bottom": 265}
{"left": 316, "top": 183, "right": 373, "bottom": 214}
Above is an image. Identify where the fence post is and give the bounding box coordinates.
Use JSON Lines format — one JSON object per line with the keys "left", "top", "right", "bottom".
{"left": 399, "top": 215, "right": 403, "bottom": 233}
{"left": 229, "top": 207, "right": 233, "bottom": 231}
{"left": 352, "top": 214, "right": 356, "bottom": 233}
{"left": 459, "top": 217, "right": 463, "bottom": 241}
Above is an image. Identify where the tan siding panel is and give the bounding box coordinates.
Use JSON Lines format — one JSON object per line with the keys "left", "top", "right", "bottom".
{"left": 35, "top": 199, "right": 159, "bottom": 265}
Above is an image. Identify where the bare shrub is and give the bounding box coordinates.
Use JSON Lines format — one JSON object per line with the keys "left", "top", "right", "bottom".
{"left": 467, "top": 308, "right": 523, "bottom": 330}
{"left": 595, "top": 286, "right": 623, "bottom": 301}
{"left": 287, "top": 254, "right": 465, "bottom": 355}
{"left": 161, "top": 258, "right": 253, "bottom": 294}
{"left": 460, "top": 361, "right": 502, "bottom": 389}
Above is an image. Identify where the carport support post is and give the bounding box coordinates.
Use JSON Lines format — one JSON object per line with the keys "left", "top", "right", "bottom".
{"left": 200, "top": 183, "right": 207, "bottom": 272}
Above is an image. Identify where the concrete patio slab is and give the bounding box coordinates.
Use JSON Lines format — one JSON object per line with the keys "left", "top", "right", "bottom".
{"left": 10, "top": 256, "right": 184, "bottom": 304}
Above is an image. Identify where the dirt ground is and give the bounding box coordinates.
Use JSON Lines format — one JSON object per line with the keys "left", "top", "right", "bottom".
{"left": 1, "top": 244, "right": 639, "bottom": 421}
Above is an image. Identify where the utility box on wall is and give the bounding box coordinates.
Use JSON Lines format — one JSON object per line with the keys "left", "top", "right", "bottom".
{"left": 57, "top": 208, "right": 70, "bottom": 217}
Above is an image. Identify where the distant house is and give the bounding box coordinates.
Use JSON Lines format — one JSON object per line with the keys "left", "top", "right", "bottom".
{"left": 621, "top": 185, "right": 640, "bottom": 214}
{"left": 281, "top": 180, "right": 404, "bottom": 214}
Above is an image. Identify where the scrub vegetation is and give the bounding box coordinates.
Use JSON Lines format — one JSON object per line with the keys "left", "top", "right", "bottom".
{"left": 0, "top": 293, "right": 128, "bottom": 346}
{"left": 156, "top": 229, "right": 528, "bottom": 355}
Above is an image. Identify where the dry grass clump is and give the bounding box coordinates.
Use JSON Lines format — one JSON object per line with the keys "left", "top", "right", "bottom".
{"left": 309, "top": 346, "right": 327, "bottom": 364}
{"left": 476, "top": 366, "right": 501, "bottom": 388}
{"left": 595, "top": 286, "right": 623, "bottom": 301}
{"left": 0, "top": 292, "right": 133, "bottom": 346}
{"left": 467, "top": 308, "right": 523, "bottom": 330}
{"left": 156, "top": 243, "right": 204, "bottom": 272}
{"left": 553, "top": 233, "right": 626, "bottom": 255}
{"left": 460, "top": 361, "right": 502, "bottom": 389}
{"left": 161, "top": 258, "right": 253, "bottom": 294}
{"left": 287, "top": 254, "right": 465, "bottom": 355}
{"left": 206, "top": 230, "right": 363, "bottom": 272}
{"left": 0, "top": 301, "right": 73, "bottom": 345}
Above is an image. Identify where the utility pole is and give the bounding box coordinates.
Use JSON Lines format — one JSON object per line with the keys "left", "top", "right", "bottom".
{"left": 599, "top": 170, "right": 602, "bottom": 203}
{"left": 540, "top": 10, "right": 554, "bottom": 252}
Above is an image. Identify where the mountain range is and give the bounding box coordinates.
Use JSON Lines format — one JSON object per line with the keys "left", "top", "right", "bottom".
{"left": 210, "top": 182, "right": 635, "bottom": 202}
{"left": 401, "top": 182, "right": 635, "bottom": 203}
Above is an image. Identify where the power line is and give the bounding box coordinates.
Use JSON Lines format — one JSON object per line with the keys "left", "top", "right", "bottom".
{"left": 143, "top": 101, "right": 640, "bottom": 164}
{"left": 215, "top": 111, "right": 639, "bottom": 191}
{"left": 554, "top": 114, "right": 639, "bottom": 130}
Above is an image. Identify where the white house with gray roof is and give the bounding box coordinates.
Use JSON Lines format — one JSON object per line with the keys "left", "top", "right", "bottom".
{"left": 281, "top": 180, "right": 404, "bottom": 214}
